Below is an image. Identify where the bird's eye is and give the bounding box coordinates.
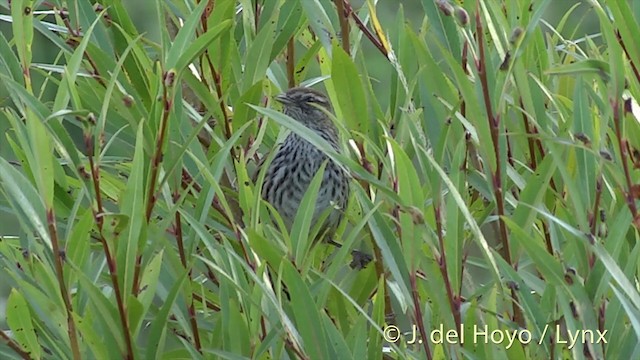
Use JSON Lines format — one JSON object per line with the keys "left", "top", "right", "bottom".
{"left": 306, "top": 96, "right": 328, "bottom": 106}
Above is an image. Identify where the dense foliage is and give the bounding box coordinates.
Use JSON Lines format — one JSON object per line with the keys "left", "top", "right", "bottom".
{"left": 1, "top": 0, "right": 640, "bottom": 359}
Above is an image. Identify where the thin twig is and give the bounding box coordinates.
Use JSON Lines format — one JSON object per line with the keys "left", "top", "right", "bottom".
{"left": 434, "top": 204, "right": 461, "bottom": 329}
{"left": 47, "top": 209, "right": 81, "bottom": 360}
{"left": 357, "top": 141, "right": 393, "bottom": 320}
{"left": 616, "top": 30, "right": 640, "bottom": 85}
{"left": 0, "top": 326, "right": 33, "bottom": 359}
{"left": 519, "top": 99, "right": 553, "bottom": 254}
{"left": 86, "top": 130, "right": 135, "bottom": 359}
{"left": 475, "top": 5, "right": 523, "bottom": 326}
{"left": 611, "top": 99, "right": 639, "bottom": 225}
{"left": 173, "top": 192, "right": 202, "bottom": 352}
{"left": 287, "top": 38, "right": 295, "bottom": 88}
{"left": 335, "top": 0, "right": 350, "bottom": 54}
{"left": 132, "top": 69, "right": 176, "bottom": 296}
{"left": 410, "top": 273, "right": 432, "bottom": 360}
{"left": 342, "top": 0, "right": 388, "bottom": 58}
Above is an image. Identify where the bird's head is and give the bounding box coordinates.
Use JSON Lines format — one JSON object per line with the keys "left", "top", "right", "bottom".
{"left": 275, "top": 87, "right": 334, "bottom": 127}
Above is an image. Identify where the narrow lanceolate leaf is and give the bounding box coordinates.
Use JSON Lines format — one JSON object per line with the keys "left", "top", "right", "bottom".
{"left": 145, "top": 269, "right": 190, "bottom": 360}
{"left": 366, "top": 0, "right": 391, "bottom": 55}
{"left": 356, "top": 187, "right": 412, "bottom": 298}
{"left": 545, "top": 59, "right": 610, "bottom": 81}
{"left": 137, "top": 250, "right": 164, "bottom": 318}
{"left": 120, "top": 121, "right": 146, "bottom": 299}
{"left": 367, "top": 276, "right": 385, "bottom": 360}
{"left": 173, "top": 20, "right": 232, "bottom": 75}
{"left": 281, "top": 260, "right": 331, "bottom": 360}
{"left": 10, "top": 0, "right": 33, "bottom": 75}
{"left": 75, "top": 268, "right": 126, "bottom": 355}
{"left": 6, "top": 289, "right": 41, "bottom": 359}
{"left": 0, "top": 158, "right": 51, "bottom": 249}
{"left": 299, "top": 0, "right": 336, "bottom": 51}
{"left": 53, "top": 10, "right": 104, "bottom": 113}
{"left": 26, "top": 111, "right": 55, "bottom": 209}
{"left": 606, "top": 1, "right": 640, "bottom": 81}
{"left": 242, "top": 18, "right": 277, "bottom": 91}
{"left": 0, "top": 31, "right": 23, "bottom": 83}
{"left": 388, "top": 139, "right": 423, "bottom": 207}
{"left": 291, "top": 162, "right": 326, "bottom": 269}
{"left": 331, "top": 43, "right": 369, "bottom": 136}
{"left": 164, "top": 0, "right": 210, "bottom": 69}
{"left": 271, "top": 0, "right": 305, "bottom": 59}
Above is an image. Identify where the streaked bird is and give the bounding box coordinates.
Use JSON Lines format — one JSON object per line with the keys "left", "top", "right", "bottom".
{"left": 261, "top": 87, "right": 350, "bottom": 244}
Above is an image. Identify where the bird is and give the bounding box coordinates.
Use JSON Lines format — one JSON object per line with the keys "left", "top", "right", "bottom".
{"left": 261, "top": 86, "right": 350, "bottom": 245}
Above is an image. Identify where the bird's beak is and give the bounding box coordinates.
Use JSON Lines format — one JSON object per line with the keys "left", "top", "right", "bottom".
{"left": 275, "top": 93, "right": 290, "bottom": 104}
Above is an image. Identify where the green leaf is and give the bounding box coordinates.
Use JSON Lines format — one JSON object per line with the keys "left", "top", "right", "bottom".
{"left": 232, "top": 81, "right": 263, "bottom": 130}
{"left": 271, "top": 0, "right": 305, "bottom": 60}
{"left": 119, "top": 120, "right": 146, "bottom": 302}
{"left": 503, "top": 218, "right": 567, "bottom": 289}
{"left": 290, "top": 162, "right": 327, "bottom": 269}
{"left": 330, "top": 43, "right": 369, "bottom": 136}
{"left": 145, "top": 269, "right": 190, "bottom": 360}
{"left": 299, "top": 0, "right": 336, "bottom": 51}
{"left": 75, "top": 269, "right": 127, "bottom": 356}
{"left": 165, "top": 0, "right": 209, "bottom": 69}
{"left": 420, "top": 0, "right": 460, "bottom": 61}
{"left": 0, "top": 158, "right": 50, "bottom": 249}
{"left": 10, "top": 0, "right": 33, "bottom": 73}
{"left": 53, "top": 9, "right": 105, "bottom": 113}
{"left": 510, "top": 155, "right": 557, "bottom": 234}
{"left": 75, "top": 311, "right": 109, "bottom": 360}
{"left": 135, "top": 250, "right": 164, "bottom": 335}
{"left": 173, "top": 20, "right": 232, "bottom": 74}
{"left": 26, "top": 110, "right": 54, "bottom": 209}
{"left": 0, "top": 31, "right": 23, "bottom": 83}
{"left": 355, "top": 187, "right": 411, "bottom": 299}
{"left": 65, "top": 209, "right": 94, "bottom": 282}
{"left": 388, "top": 139, "right": 423, "bottom": 206}
{"left": 546, "top": 59, "right": 610, "bottom": 81}
{"left": 606, "top": 1, "right": 640, "bottom": 78}
{"left": 422, "top": 147, "right": 502, "bottom": 281}
{"left": 242, "top": 18, "right": 276, "bottom": 92}
{"left": 367, "top": 276, "right": 385, "bottom": 360}
{"left": 281, "top": 260, "right": 330, "bottom": 360}
{"left": 6, "top": 289, "right": 41, "bottom": 359}
{"left": 322, "top": 313, "right": 353, "bottom": 359}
